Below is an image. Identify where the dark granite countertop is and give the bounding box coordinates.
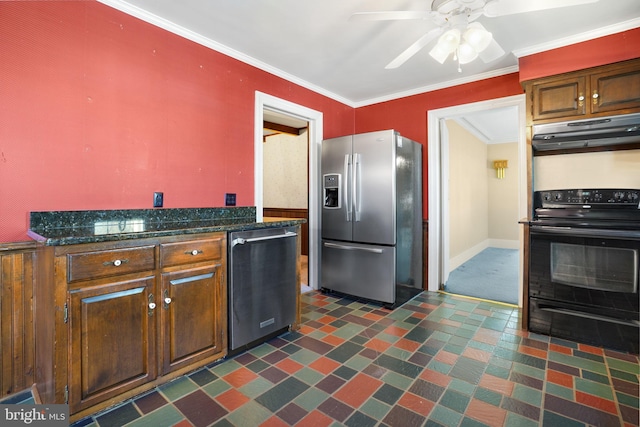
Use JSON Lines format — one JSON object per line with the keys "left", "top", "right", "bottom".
{"left": 28, "top": 207, "right": 305, "bottom": 246}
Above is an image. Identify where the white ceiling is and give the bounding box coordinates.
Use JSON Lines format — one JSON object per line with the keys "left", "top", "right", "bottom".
{"left": 96, "top": 1, "right": 638, "bottom": 143}
{"left": 98, "top": 0, "right": 640, "bottom": 107}
{"left": 455, "top": 106, "right": 519, "bottom": 144}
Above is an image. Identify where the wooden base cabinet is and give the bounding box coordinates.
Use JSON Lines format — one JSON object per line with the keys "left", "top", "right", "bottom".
{"left": 34, "top": 232, "right": 227, "bottom": 420}
{"left": 0, "top": 242, "right": 37, "bottom": 399}
{"left": 68, "top": 276, "right": 157, "bottom": 412}
{"left": 160, "top": 264, "right": 224, "bottom": 374}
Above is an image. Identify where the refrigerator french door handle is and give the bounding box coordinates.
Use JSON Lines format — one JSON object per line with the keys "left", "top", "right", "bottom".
{"left": 344, "top": 154, "right": 352, "bottom": 221}
{"left": 323, "top": 241, "right": 384, "bottom": 254}
{"left": 353, "top": 153, "right": 361, "bottom": 222}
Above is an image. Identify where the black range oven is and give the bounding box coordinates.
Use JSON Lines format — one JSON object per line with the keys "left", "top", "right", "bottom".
{"left": 528, "top": 189, "right": 639, "bottom": 354}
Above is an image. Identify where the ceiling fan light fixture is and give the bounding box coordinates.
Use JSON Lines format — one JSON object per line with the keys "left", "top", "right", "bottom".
{"left": 438, "top": 28, "right": 461, "bottom": 52}
{"left": 429, "top": 43, "right": 452, "bottom": 63}
{"left": 429, "top": 28, "right": 460, "bottom": 63}
{"left": 463, "top": 22, "right": 492, "bottom": 52}
{"left": 457, "top": 42, "right": 478, "bottom": 64}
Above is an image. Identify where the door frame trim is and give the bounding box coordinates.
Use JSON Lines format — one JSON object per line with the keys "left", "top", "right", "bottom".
{"left": 427, "top": 94, "right": 526, "bottom": 306}
{"left": 254, "top": 92, "right": 323, "bottom": 290}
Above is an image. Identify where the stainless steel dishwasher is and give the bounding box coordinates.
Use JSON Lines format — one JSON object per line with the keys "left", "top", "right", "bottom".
{"left": 228, "top": 226, "right": 298, "bottom": 351}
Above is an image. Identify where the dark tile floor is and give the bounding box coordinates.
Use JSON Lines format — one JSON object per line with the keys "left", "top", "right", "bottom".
{"left": 6, "top": 291, "right": 640, "bottom": 426}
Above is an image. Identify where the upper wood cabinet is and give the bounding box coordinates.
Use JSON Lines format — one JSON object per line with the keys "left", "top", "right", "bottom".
{"left": 590, "top": 64, "right": 640, "bottom": 114}
{"left": 525, "top": 58, "right": 640, "bottom": 123}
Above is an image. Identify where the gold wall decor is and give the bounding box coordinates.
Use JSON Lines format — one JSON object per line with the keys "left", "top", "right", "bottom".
{"left": 493, "top": 160, "right": 508, "bottom": 179}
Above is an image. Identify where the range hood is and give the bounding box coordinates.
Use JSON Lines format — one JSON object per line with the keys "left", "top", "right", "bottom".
{"left": 532, "top": 112, "right": 640, "bottom": 152}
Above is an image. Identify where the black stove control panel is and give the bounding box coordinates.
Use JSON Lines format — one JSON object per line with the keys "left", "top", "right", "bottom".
{"left": 535, "top": 189, "right": 640, "bottom": 208}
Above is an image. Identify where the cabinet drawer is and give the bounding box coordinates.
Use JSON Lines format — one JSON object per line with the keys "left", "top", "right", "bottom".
{"left": 68, "top": 246, "right": 156, "bottom": 283}
{"left": 160, "top": 237, "right": 222, "bottom": 267}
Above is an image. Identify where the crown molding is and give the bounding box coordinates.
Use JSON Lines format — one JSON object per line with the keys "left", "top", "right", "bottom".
{"left": 96, "top": 1, "right": 637, "bottom": 110}
{"left": 96, "top": 0, "right": 519, "bottom": 108}
{"left": 512, "top": 18, "right": 640, "bottom": 58}
{"left": 96, "top": 0, "right": 355, "bottom": 107}
{"left": 352, "top": 65, "right": 520, "bottom": 108}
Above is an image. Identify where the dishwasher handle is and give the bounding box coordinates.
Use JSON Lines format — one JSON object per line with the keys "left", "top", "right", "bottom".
{"left": 231, "top": 231, "right": 298, "bottom": 247}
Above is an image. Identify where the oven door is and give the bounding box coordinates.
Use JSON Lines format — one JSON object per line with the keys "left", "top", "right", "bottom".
{"left": 529, "top": 225, "right": 639, "bottom": 353}
{"left": 529, "top": 226, "right": 639, "bottom": 313}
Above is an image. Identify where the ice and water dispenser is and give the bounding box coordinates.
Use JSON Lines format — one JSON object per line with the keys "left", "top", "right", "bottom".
{"left": 323, "top": 174, "right": 340, "bottom": 209}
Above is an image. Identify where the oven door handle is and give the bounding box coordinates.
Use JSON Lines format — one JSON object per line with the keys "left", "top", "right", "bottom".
{"left": 531, "top": 225, "right": 640, "bottom": 240}
{"left": 539, "top": 305, "right": 640, "bottom": 328}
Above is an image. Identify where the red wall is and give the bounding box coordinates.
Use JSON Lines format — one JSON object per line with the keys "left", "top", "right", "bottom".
{"left": 355, "top": 28, "right": 640, "bottom": 219}
{"left": 355, "top": 74, "right": 523, "bottom": 142}
{"left": 1, "top": 2, "right": 636, "bottom": 242}
{"left": 355, "top": 73, "right": 524, "bottom": 217}
{"left": 518, "top": 27, "right": 640, "bottom": 82}
{"left": 0, "top": 2, "right": 354, "bottom": 242}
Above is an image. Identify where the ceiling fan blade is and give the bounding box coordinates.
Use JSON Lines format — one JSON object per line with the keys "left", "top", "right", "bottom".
{"left": 478, "top": 39, "right": 506, "bottom": 63}
{"left": 483, "top": 0, "right": 599, "bottom": 17}
{"left": 349, "top": 11, "right": 434, "bottom": 21}
{"left": 385, "top": 28, "right": 443, "bottom": 69}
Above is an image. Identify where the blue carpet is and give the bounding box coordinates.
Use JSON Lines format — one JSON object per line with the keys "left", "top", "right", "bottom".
{"left": 444, "top": 247, "right": 518, "bottom": 305}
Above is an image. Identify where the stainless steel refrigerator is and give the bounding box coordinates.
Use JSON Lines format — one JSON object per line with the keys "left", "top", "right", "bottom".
{"left": 321, "top": 129, "right": 422, "bottom": 307}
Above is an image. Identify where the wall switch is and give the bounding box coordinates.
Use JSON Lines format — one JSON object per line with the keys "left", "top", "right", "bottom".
{"left": 225, "top": 193, "right": 236, "bottom": 206}
{"left": 153, "top": 192, "right": 164, "bottom": 208}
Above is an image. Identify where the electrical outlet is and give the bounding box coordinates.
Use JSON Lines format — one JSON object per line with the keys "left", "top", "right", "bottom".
{"left": 225, "top": 193, "right": 236, "bottom": 206}
{"left": 153, "top": 192, "right": 164, "bottom": 208}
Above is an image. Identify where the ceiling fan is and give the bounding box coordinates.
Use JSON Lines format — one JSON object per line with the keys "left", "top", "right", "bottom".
{"left": 350, "top": 0, "right": 599, "bottom": 71}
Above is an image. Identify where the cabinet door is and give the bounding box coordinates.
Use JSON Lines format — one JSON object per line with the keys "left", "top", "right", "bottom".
{"left": 590, "top": 66, "right": 640, "bottom": 114}
{"left": 68, "top": 277, "right": 156, "bottom": 413}
{"left": 531, "top": 76, "right": 587, "bottom": 121}
{"left": 160, "top": 264, "right": 223, "bottom": 374}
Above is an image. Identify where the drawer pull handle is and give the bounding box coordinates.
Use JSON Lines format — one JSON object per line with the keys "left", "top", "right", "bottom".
{"left": 186, "top": 249, "right": 202, "bottom": 256}
{"left": 104, "top": 258, "right": 129, "bottom": 267}
{"left": 577, "top": 93, "right": 584, "bottom": 107}
{"left": 148, "top": 302, "right": 156, "bottom": 309}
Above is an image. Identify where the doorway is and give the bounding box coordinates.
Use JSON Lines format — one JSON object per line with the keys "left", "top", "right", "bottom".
{"left": 442, "top": 115, "right": 520, "bottom": 304}
{"left": 254, "top": 92, "right": 323, "bottom": 291}
{"left": 262, "top": 111, "right": 310, "bottom": 291}
{"left": 427, "top": 95, "right": 526, "bottom": 306}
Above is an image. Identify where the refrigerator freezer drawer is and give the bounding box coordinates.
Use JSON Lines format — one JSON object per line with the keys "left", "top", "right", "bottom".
{"left": 321, "top": 240, "right": 395, "bottom": 304}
